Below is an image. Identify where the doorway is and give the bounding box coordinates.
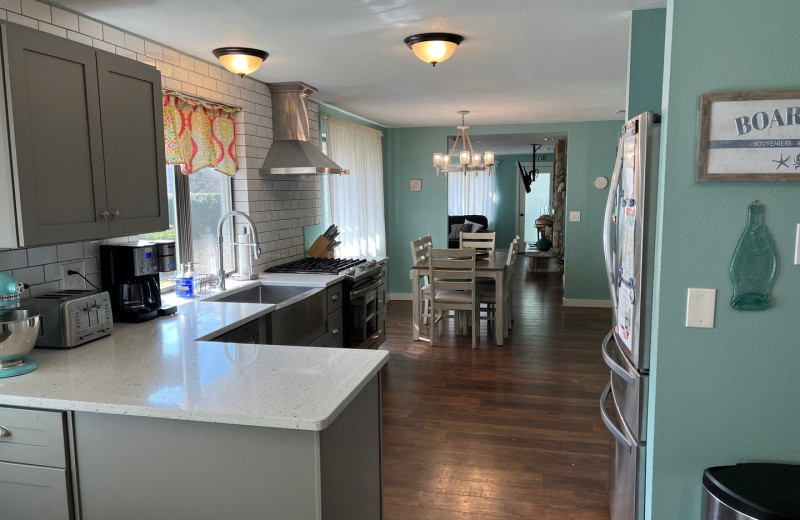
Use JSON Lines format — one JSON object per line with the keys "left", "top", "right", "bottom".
{"left": 516, "top": 160, "right": 555, "bottom": 250}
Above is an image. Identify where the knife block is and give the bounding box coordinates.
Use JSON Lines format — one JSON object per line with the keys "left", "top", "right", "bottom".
{"left": 307, "top": 236, "right": 334, "bottom": 259}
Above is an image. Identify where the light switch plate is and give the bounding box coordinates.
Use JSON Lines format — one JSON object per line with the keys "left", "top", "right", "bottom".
{"left": 410, "top": 179, "right": 422, "bottom": 192}
{"left": 686, "top": 288, "right": 716, "bottom": 328}
{"left": 569, "top": 211, "right": 581, "bottom": 222}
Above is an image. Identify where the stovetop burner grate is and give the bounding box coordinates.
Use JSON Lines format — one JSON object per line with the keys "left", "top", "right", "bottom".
{"left": 266, "top": 258, "right": 366, "bottom": 275}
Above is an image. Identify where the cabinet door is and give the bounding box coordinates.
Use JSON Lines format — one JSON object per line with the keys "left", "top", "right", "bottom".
{"left": 0, "top": 461, "right": 72, "bottom": 520}
{"left": 3, "top": 23, "right": 108, "bottom": 246}
{"left": 96, "top": 51, "right": 168, "bottom": 237}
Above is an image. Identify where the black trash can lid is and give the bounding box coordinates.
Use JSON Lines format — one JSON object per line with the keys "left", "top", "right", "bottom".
{"left": 703, "top": 463, "right": 800, "bottom": 520}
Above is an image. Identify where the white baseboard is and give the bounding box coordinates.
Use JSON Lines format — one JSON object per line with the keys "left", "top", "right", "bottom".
{"left": 562, "top": 298, "right": 612, "bottom": 308}
{"left": 389, "top": 293, "right": 412, "bottom": 301}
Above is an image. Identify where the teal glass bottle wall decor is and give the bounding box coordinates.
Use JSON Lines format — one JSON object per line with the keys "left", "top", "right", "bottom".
{"left": 729, "top": 201, "right": 777, "bottom": 310}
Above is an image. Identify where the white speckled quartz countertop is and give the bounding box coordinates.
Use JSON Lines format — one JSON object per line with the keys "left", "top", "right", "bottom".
{"left": 0, "top": 281, "right": 388, "bottom": 431}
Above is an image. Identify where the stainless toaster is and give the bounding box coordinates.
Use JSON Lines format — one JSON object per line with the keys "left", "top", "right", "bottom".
{"left": 23, "top": 290, "right": 113, "bottom": 348}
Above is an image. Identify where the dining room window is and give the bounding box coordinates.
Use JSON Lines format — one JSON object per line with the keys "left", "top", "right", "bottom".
{"left": 447, "top": 170, "right": 497, "bottom": 227}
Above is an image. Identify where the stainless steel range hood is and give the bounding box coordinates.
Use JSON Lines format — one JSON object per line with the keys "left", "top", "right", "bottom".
{"left": 260, "top": 81, "right": 346, "bottom": 175}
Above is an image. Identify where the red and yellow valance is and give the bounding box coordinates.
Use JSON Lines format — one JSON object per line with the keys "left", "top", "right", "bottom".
{"left": 162, "top": 92, "right": 240, "bottom": 177}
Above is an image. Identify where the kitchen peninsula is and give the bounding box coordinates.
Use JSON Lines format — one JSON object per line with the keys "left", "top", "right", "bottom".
{"left": 0, "top": 285, "right": 388, "bottom": 520}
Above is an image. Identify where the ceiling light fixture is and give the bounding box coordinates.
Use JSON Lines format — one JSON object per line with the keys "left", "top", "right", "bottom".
{"left": 433, "top": 111, "right": 494, "bottom": 177}
{"left": 212, "top": 47, "right": 269, "bottom": 77}
{"left": 403, "top": 33, "right": 464, "bottom": 66}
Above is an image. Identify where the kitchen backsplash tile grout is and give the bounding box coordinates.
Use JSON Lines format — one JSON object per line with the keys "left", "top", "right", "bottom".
{"left": 0, "top": 1, "right": 324, "bottom": 292}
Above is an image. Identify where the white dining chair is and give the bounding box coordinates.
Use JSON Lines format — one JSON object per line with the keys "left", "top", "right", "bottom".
{"left": 410, "top": 235, "right": 433, "bottom": 327}
{"left": 460, "top": 231, "right": 496, "bottom": 251}
{"left": 428, "top": 247, "right": 480, "bottom": 348}
{"left": 479, "top": 236, "right": 519, "bottom": 338}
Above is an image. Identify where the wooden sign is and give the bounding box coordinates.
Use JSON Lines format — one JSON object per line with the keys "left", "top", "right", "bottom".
{"left": 697, "top": 90, "right": 800, "bottom": 182}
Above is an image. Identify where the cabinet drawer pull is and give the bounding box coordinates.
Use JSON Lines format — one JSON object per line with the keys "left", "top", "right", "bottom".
{"left": 378, "top": 299, "right": 383, "bottom": 305}
{"left": 331, "top": 294, "right": 339, "bottom": 301}
{"left": 100, "top": 210, "right": 109, "bottom": 219}
{"left": 111, "top": 210, "right": 121, "bottom": 218}
{"left": 0, "top": 425, "right": 11, "bottom": 438}
{"left": 331, "top": 328, "right": 340, "bottom": 335}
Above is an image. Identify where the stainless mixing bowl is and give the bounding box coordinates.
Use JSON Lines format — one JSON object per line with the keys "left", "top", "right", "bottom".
{"left": 0, "top": 310, "right": 41, "bottom": 368}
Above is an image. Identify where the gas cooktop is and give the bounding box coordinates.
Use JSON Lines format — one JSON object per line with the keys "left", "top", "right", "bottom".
{"left": 266, "top": 258, "right": 366, "bottom": 275}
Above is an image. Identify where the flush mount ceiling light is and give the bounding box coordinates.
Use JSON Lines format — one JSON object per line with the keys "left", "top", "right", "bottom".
{"left": 433, "top": 111, "right": 494, "bottom": 177}
{"left": 403, "top": 33, "right": 464, "bottom": 66}
{"left": 212, "top": 47, "right": 269, "bottom": 77}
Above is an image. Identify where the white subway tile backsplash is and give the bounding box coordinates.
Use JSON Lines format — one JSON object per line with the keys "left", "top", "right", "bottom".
{"left": 92, "top": 39, "right": 114, "bottom": 53}
{"left": 102, "top": 24, "right": 125, "bottom": 46}
{"left": 193, "top": 60, "right": 208, "bottom": 76}
{"left": 67, "top": 30, "right": 91, "bottom": 45}
{"left": 78, "top": 16, "right": 102, "bottom": 38}
{"left": 20, "top": 0, "right": 49, "bottom": 22}
{"left": 51, "top": 6, "right": 78, "bottom": 30}
{"left": 56, "top": 242, "right": 85, "bottom": 261}
{"left": 7, "top": 11, "right": 37, "bottom": 28}
{"left": 12, "top": 265, "right": 43, "bottom": 285}
{"left": 144, "top": 41, "right": 162, "bottom": 60}
{"left": 83, "top": 240, "right": 102, "bottom": 258}
{"left": 0, "top": 249, "right": 28, "bottom": 270}
{"left": 29, "top": 281, "right": 59, "bottom": 297}
{"left": 116, "top": 47, "right": 136, "bottom": 60}
{"left": 37, "top": 21, "right": 65, "bottom": 37}
{"left": 179, "top": 53, "right": 194, "bottom": 71}
{"left": 124, "top": 33, "right": 144, "bottom": 54}
{"left": 43, "top": 262, "right": 62, "bottom": 282}
{"left": 0, "top": 0, "right": 20, "bottom": 14}
{"left": 26, "top": 246, "right": 56, "bottom": 266}
{"left": 207, "top": 65, "right": 221, "bottom": 80}
{"left": 137, "top": 54, "right": 155, "bottom": 67}
{"left": 163, "top": 47, "right": 180, "bottom": 66}
{"left": 172, "top": 66, "right": 189, "bottom": 82}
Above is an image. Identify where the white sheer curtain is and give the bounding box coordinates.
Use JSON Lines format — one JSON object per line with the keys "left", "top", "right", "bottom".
{"left": 326, "top": 115, "right": 386, "bottom": 259}
{"left": 447, "top": 169, "right": 497, "bottom": 227}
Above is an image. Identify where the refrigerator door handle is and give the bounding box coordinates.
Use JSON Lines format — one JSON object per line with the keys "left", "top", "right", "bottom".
{"left": 600, "top": 382, "right": 634, "bottom": 454}
{"left": 603, "top": 141, "right": 624, "bottom": 319}
{"left": 601, "top": 330, "right": 636, "bottom": 385}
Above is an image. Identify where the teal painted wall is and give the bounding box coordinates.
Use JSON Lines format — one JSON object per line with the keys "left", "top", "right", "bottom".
{"left": 386, "top": 121, "right": 621, "bottom": 300}
{"left": 646, "top": 1, "right": 800, "bottom": 518}
{"left": 626, "top": 9, "right": 666, "bottom": 118}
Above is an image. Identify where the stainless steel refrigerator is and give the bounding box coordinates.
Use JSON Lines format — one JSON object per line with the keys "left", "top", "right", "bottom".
{"left": 600, "top": 111, "right": 660, "bottom": 520}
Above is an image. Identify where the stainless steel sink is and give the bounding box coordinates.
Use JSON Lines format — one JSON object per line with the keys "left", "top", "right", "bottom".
{"left": 213, "top": 285, "right": 313, "bottom": 305}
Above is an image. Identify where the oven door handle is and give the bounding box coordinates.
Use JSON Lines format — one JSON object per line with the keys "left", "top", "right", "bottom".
{"left": 350, "top": 279, "right": 382, "bottom": 299}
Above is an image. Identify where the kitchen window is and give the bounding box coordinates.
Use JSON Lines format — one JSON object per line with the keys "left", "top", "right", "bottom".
{"left": 141, "top": 165, "right": 234, "bottom": 287}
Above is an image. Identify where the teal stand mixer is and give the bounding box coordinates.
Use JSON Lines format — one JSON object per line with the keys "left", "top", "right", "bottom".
{"left": 0, "top": 272, "right": 41, "bottom": 378}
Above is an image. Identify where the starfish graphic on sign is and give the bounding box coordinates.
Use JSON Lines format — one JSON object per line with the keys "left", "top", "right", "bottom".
{"left": 773, "top": 154, "right": 790, "bottom": 170}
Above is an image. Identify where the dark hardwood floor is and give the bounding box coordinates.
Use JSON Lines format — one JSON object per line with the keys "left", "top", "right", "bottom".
{"left": 379, "top": 262, "right": 612, "bottom": 519}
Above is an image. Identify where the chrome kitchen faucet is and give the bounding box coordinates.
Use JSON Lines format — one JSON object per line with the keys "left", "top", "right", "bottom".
{"left": 217, "top": 211, "right": 262, "bottom": 290}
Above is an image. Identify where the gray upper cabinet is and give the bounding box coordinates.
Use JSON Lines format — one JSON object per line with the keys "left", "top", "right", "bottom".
{"left": 0, "top": 22, "right": 168, "bottom": 248}
{"left": 97, "top": 52, "right": 168, "bottom": 237}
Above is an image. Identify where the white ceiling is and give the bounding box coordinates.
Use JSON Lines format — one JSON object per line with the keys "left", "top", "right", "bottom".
{"left": 49, "top": 0, "right": 665, "bottom": 128}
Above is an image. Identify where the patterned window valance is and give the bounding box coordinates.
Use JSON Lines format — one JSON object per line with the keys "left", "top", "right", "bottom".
{"left": 162, "top": 91, "right": 241, "bottom": 176}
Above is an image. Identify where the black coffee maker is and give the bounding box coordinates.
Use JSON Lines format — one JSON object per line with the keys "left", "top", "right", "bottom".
{"left": 100, "top": 244, "right": 163, "bottom": 322}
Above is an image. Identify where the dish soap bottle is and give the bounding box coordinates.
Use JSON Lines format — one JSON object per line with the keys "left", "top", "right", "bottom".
{"left": 729, "top": 201, "right": 777, "bottom": 310}
{"left": 175, "top": 263, "right": 196, "bottom": 298}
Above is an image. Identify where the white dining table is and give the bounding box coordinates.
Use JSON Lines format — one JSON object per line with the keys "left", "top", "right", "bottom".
{"left": 411, "top": 250, "right": 509, "bottom": 346}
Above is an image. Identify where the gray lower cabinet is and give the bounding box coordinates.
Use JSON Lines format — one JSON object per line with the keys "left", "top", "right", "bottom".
{"left": 0, "top": 21, "right": 167, "bottom": 248}
{"left": 73, "top": 374, "right": 383, "bottom": 520}
{"left": 326, "top": 282, "right": 344, "bottom": 347}
{"left": 0, "top": 406, "right": 74, "bottom": 520}
{"left": 0, "top": 462, "right": 72, "bottom": 520}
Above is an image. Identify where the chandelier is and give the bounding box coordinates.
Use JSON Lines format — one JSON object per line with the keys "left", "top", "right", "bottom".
{"left": 433, "top": 111, "right": 494, "bottom": 176}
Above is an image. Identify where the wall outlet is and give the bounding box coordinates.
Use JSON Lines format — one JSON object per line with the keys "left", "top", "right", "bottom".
{"left": 569, "top": 211, "right": 581, "bottom": 222}
{"left": 60, "top": 261, "right": 87, "bottom": 291}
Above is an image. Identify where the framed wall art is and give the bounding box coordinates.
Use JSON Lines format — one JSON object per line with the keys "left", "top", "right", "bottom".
{"left": 696, "top": 90, "right": 800, "bottom": 182}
